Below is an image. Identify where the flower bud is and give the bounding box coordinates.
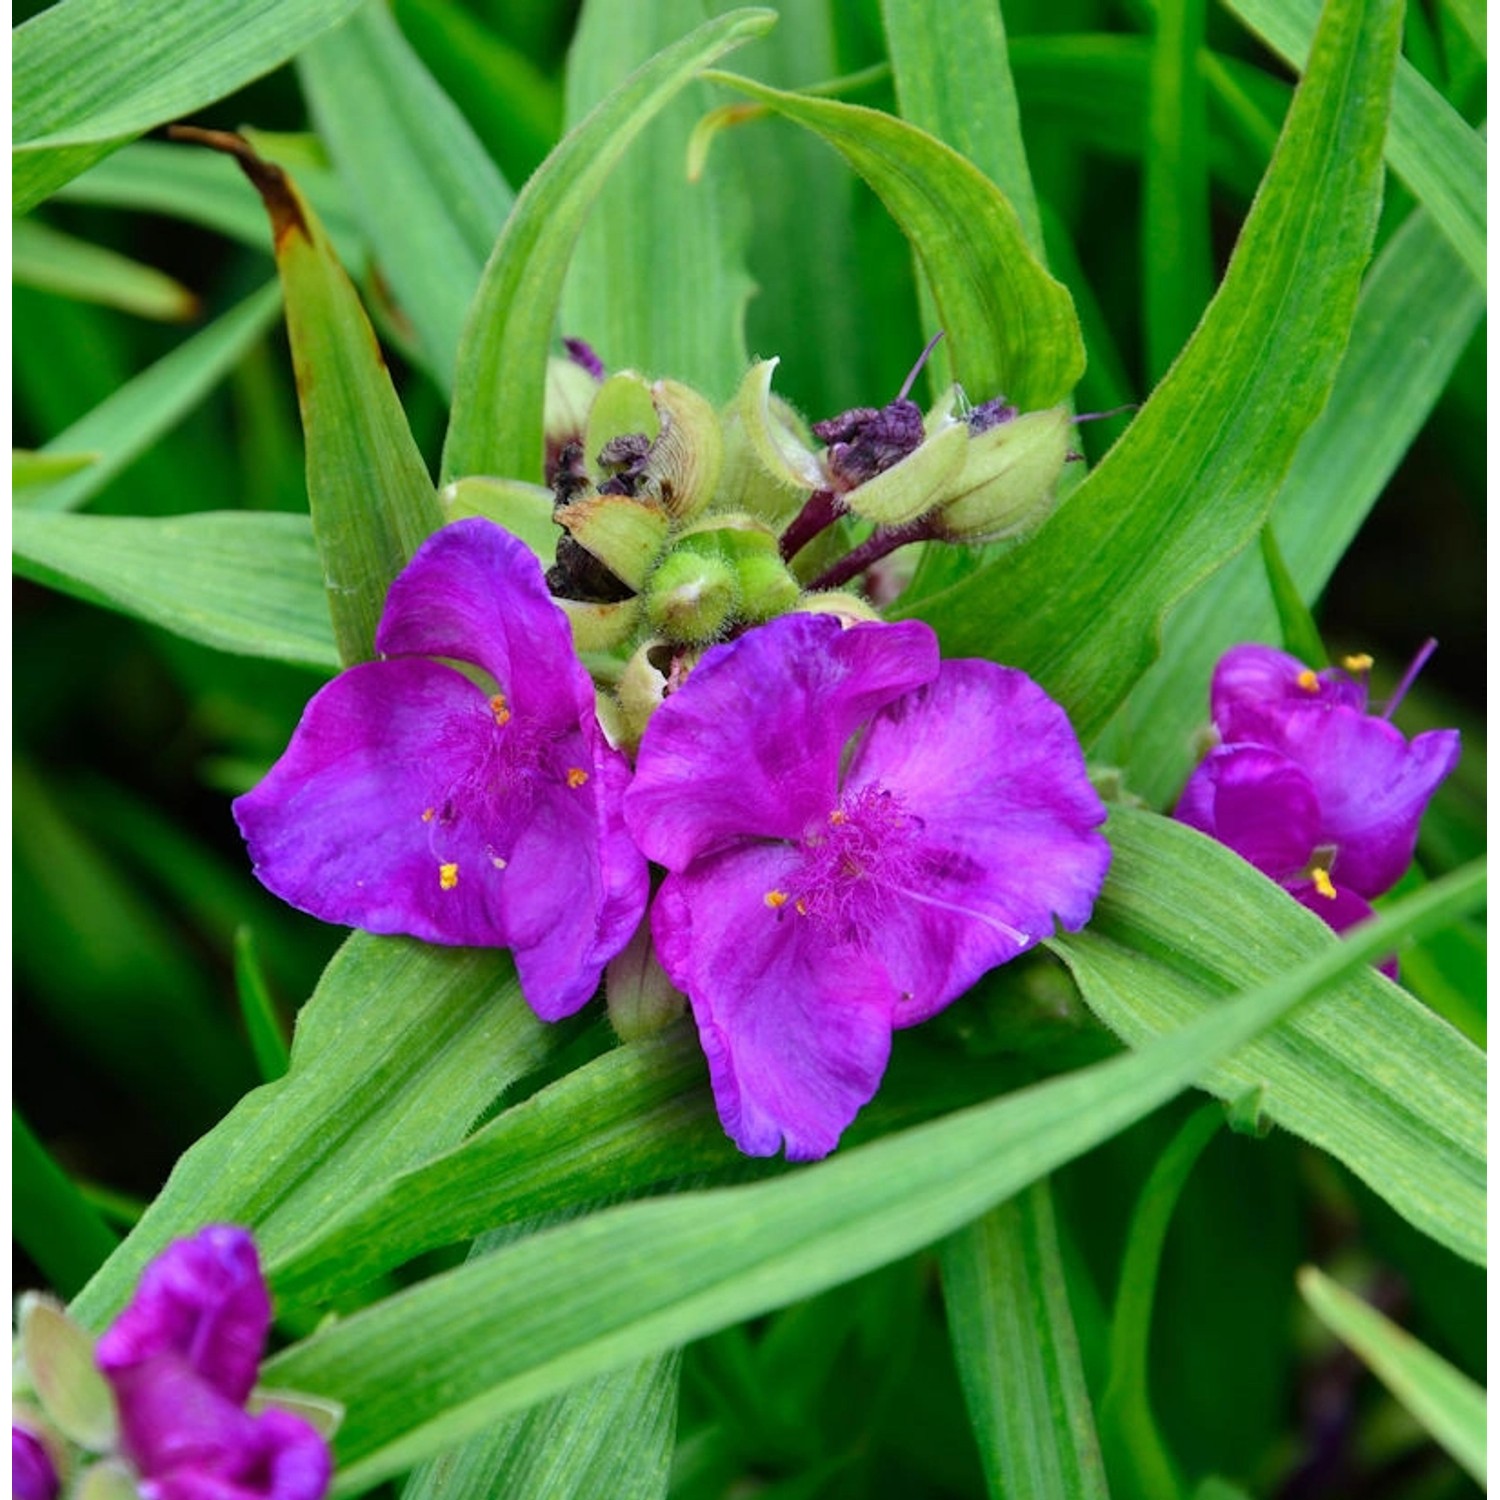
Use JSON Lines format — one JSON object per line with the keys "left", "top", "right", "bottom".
{"left": 545, "top": 355, "right": 599, "bottom": 450}
{"left": 929, "top": 405, "right": 1072, "bottom": 543}
{"left": 606, "top": 915, "right": 687, "bottom": 1040}
{"left": 70, "top": 1460, "right": 139, "bottom": 1500}
{"left": 439, "top": 477, "right": 559, "bottom": 568}
{"left": 736, "top": 358, "right": 825, "bottom": 491}
{"left": 18, "top": 1294, "right": 117, "bottom": 1453}
{"left": 552, "top": 491, "right": 670, "bottom": 591}
{"left": 716, "top": 407, "right": 807, "bottom": 523}
{"left": 585, "top": 372, "right": 660, "bottom": 486}
{"left": 644, "top": 543, "right": 739, "bottom": 644}
{"left": 791, "top": 590, "right": 882, "bottom": 624}
{"left": 638, "top": 379, "right": 723, "bottom": 522}
{"left": 556, "top": 596, "right": 641, "bottom": 652}
{"left": 615, "top": 637, "right": 683, "bottom": 750}
{"left": 840, "top": 418, "right": 967, "bottom": 526}
{"left": 12, "top": 1422, "right": 62, "bottom": 1500}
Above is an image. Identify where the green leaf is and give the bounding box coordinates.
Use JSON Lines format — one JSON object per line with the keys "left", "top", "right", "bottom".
{"left": 1298, "top": 1266, "right": 1486, "bottom": 1485}
{"left": 260, "top": 864, "right": 1483, "bottom": 1489}
{"left": 1257, "top": 523, "right": 1324, "bottom": 666}
{"left": 13, "top": 450, "right": 98, "bottom": 492}
{"left": 1099, "top": 1104, "right": 1222, "bottom": 1500}
{"left": 1223, "top": 0, "right": 1485, "bottom": 285}
{"left": 69, "top": 936, "right": 556, "bottom": 1331}
{"left": 1054, "top": 810, "right": 1486, "bottom": 1265}
{"left": 185, "top": 132, "right": 443, "bottom": 663}
{"left": 701, "top": 71, "right": 1084, "bottom": 411}
{"left": 56, "top": 141, "right": 366, "bottom": 269}
{"left": 12, "top": 510, "right": 338, "bottom": 672}
{"left": 298, "top": 2, "right": 514, "bottom": 391}
{"left": 1143, "top": 0, "right": 1212, "bottom": 381}
{"left": 940, "top": 1182, "right": 1110, "bottom": 1500}
{"left": 15, "top": 281, "right": 284, "bottom": 515}
{"left": 13, "top": 1110, "right": 122, "bottom": 1300}
{"left": 13, "top": 0, "right": 367, "bottom": 212}
{"left": 1099, "top": 204, "right": 1484, "bottom": 804}
{"left": 560, "top": 0, "right": 755, "bottom": 400}
{"left": 442, "top": 7, "right": 777, "bottom": 485}
{"left": 235, "top": 926, "right": 292, "bottom": 1084}
{"left": 401, "top": 1343, "right": 680, "bottom": 1500}
{"left": 902, "top": 0, "right": 1402, "bottom": 742}
{"left": 12, "top": 219, "right": 198, "bottom": 322}
{"left": 881, "top": 0, "right": 1045, "bottom": 253}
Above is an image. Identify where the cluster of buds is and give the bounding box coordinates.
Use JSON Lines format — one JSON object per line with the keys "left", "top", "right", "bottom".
{"left": 441, "top": 336, "right": 1077, "bottom": 748}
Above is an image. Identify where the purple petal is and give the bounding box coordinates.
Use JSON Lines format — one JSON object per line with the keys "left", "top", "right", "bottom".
{"left": 1174, "top": 744, "right": 1322, "bottom": 881}
{"left": 1284, "top": 880, "right": 1399, "bottom": 981}
{"left": 96, "top": 1227, "right": 269, "bottom": 1405}
{"left": 233, "top": 659, "right": 644, "bottom": 1016}
{"left": 13, "top": 1428, "right": 59, "bottom": 1500}
{"left": 138, "top": 1409, "right": 330, "bottom": 1500}
{"left": 102, "top": 1353, "right": 259, "bottom": 1482}
{"left": 1243, "top": 710, "right": 1459, "bottom": 896}
{"left": 652, "top": 852, "right": 897, "bottom": 1161}
{"left": 375, "top": 518, "right": 594, "bottom": 737}
{"left": 844, "top": 660, "right": 1112, "bottom": 1024}
{"left": 626, "top": 614, "right": 939, "bottom": 869}
{"left": 1212, "top": 643, "right": 1366, "bottom": 720}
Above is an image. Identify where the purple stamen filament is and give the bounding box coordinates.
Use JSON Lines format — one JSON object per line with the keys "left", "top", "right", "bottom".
{"left": 1382, "top": 637, "right": 1437, "bottom": 721}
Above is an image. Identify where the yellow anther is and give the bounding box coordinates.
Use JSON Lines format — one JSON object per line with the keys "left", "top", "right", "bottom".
{"left": 828, "top": 809, "right": 847, "bottom": 825}
{"left": 1342, "top": 652, "right": 1374, "bottom": 673}
{"left": 765, "top": 889, "right": 789, "bottom": 909}
{"left": 439, "top": 862, "right": 460, "bottom": 891}
{"left": 489, "top": 692, "right": 512, "bottom": 726}
{"left": 794, "top": 898, "right": 809, "bottom": 916}
{"left": 1311, "top": 867, "right": 1337, "bottom": 901}
{"left": 1295, "top": 669, "right": 1320, "bottom": 693}
{"left": 566, "top": 767, "right": 589, "bottom": 788}
{"left": 421, "top": 807, "right": 435, "bottom": 823}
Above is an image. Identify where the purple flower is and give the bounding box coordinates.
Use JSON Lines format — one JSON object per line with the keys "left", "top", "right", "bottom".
{"left": 96, "top": 1228, "right": 330, "bottom": 1500}
{"left": 234, "top": 519, "right": 649, "bottom": 1020}
{"left": 1176, "top": 643, "right": 1459, "bottom": 948}
{"left": 624, "top": 614, "right": 1111, "bottom": 1160}
{"left": 12, "top": 1426, "right": 59, "bottom": 1500}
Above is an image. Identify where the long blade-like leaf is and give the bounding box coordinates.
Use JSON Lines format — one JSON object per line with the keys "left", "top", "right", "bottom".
{"left": 941, "top": 1183, "right": 1110, "bottom": 1500}
{"left": 12, "top": 220, "right": 198, "bottom": 322}
{"left": 14, "top": 1109, "right": 122, "bottom": 1300}
{"left": 441, "top": 8, "right": 777, "bottom": 485}
{"left": 1297, "top": 1267, "right": 1486, "bottom": 1486}
{"left": 261, "top": 863, "right": 1483, "bottom": 1490}
{"left": 902, "top": 0, "right": 1402, "bottom": 742}
{"left": 13, "top": 0, "right": 366, "bottom": 211}
{"left": 1055, "top": 810, "right": 1485, "bottom": 1264}
{"left": 68, "top": 937, "right": 555, "bottom": 1331}
{"left": 298, "top": 1, "right": 513, "bottom": 390}
{"left": 13, "top": 510, "right": 338, "bottom": 673}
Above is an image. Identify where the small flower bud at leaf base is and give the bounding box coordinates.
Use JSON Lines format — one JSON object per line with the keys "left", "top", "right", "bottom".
{"left": 553, "top": 491, "right": 670, "bottom": 591}
{"left": 606, "top": 913, "right": 688, "bottom": 1039}
{"left": 716, "top": 407, "right": 807, "bottom": 524}
{"left": 639, "top": 379, "right": 723, "bottom": 522}
{"left": 615, "top": 638, "right": 673, "bottom": 751}
{"left": 841, "top": 418, "right": 968, "bottom": 526}
{"left": 645, "top": 544, "right": 740, "bottom": 644}
{"left": 586, "top": 372, "right": 660, "bottom": 484}
{"left": 440, "top": 477, "right": 559, "bottom": 568}
{"left": 18, "top": 1294, "right": 118, "bottom": 1452}
{"left": 930, "top": 405, "right": 1073, "bottom": 543}
{"left": 736, "top": 358, "right": 825, "bottom": 490}
{"left": 792, "top": 590, "right": 882, "bottom": 624}
{"left": 546, "top": 356, "right": 600, "bottom": 449}
{"left": 685, "top": 515, "right": 801, "bottom": 622}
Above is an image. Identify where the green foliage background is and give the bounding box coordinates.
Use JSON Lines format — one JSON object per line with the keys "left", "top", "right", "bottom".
{"left": 12, "top": 0, "right": 1485, "bottom": 1496}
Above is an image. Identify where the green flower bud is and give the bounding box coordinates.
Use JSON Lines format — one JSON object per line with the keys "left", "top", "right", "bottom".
{"left": 792, "top": 590, "right": 882, "bottom": 623}
{"left": 606, "top": 916, "right": 687, "bottom": 1040}
{"left": 18, "top": 1293, "right": 117, "bottom": 1452}
{"left": 246, "top": 1387, "right": 346, "bottom": 1439}
{"left": 686, "top": 516, "right": 800, "bottom": 622}
{"left": 585, "top": 372, "right": 660, "bottom": 484}
{"left": 552, "top": 491, "right": 670, "bottom": 591}
{"left": 638, "top": 379, "right": 723, "bottom": 522}
{"left": 73, "top": 1460, "right": 140, "bottom": 1500}
{"left": 736, "top": 358, "right": 825, "bottom": 491}
{"left": 930, "top": 405, "right": 1073, "bottom": 543}
{"left": 644, "top": 544, "right": 739, "bottom": 644}
{"left": 439, "top": 477, "right": 558, "bottom": 568}
{"left": 544, "top": 356, "right": 599, "bottom": 451}
{"left": 615, "top": 637, "right": 674, "bottom": 750}
{"left": 840, "top": 418, "right": 967, "bottom": 526}
{"left": 716, "top": 407, "right": 807, "bottom": 523}
{"left": 556, "top": 595, "right": 642, "bottom": 652}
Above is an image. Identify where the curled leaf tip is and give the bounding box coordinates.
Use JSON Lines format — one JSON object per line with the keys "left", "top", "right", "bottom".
{"left": 165, "top": 124, "right": 310, "bottom": 246}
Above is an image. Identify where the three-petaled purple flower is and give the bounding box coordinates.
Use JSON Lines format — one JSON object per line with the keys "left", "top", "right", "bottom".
{"left": 234, "top": 518, "right": 648, "bottom": 1020}
{"left": 1175, "top": 643, "right": 1459, "bottom": 951}
{"left": 96, "top": 1225, "right": 330, "bottom": 1500}
{"left": 624, "top": 613, "right": 1111, "bottom": 1160}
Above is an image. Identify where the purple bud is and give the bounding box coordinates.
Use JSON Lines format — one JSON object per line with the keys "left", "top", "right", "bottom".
{"left": 12, "top": 1426, "right": 59, "bottom": 1500}
{"left": 562, "top": 337, "right": 606, "bottom": 380}
{"left": 96, "top": 1226, "right": 270, "bottom": 1406}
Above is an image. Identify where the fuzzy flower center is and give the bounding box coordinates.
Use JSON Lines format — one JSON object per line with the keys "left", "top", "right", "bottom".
{"left": 763, "top": 783, "right": 921, "bottom": 939}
